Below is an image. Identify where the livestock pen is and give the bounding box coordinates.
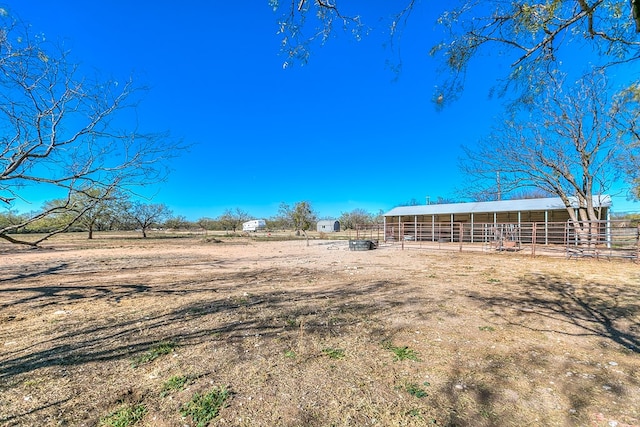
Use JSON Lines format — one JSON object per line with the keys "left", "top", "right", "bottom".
{"left": 380, "top": 219, "right": 639, "bottom": 261}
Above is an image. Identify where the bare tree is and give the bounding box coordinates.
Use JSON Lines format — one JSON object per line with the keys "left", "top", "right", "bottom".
{"left": 508, "top": 189, "right": 555, "bottom": 200}
{"left": 196, "top": 217, "right": 218, "bottom": 231}
{"left": 399, "top": 198, "right": 421, "bottom": 207}
{"left": 613, "top": 83, "right": 640, "bottom": 199}
{"left": 218, "top": 208, "right": 252, "bottom": 233}
{"left": 164, "top": 215, "right": 191, "bottom": 230}
{"left": 127, "top": 202, "right": 172, "bottom": 238}
{"left": 461, "top": 71, "right": 633, "bottom": 242}
{"left": 0, "top": 10, "right": 181, "bottom": 246}
{"left": 339, "top": 208, "right": 373, "bottom": 230}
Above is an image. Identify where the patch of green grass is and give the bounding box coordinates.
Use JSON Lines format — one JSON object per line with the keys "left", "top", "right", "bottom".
{"left": 285, "top": 318, "right": 298, "bottom": 327}
{"left": 406, "top": 408, "right": 422, "bottom": 418}
{"left": 478, "top": 326, "right": 495, "bottom": 332}
{"left": 405, "top": 382, "right": 430, "bottom": 398}
{"left": 99, "top": 404, "right": 147, "bottom": 427}
{"left": 23, "top": 378, "right": 44, "bottom": 388}
{"left": 161, "top": 374, "right": 196, "bottom": 397}
{"left": 322, "top": 347, "right": 345, "bottom": 360}
{"left": 480, "top": 407, "right": 497, "bottom": 419}
{"left": 284, "top": 350, "right": 296, "bottom": 359}
{"left": 132, "top": 341, "right": 177, "bottom": 367}
{"left": 181, "top": 387, "right": 230, "bottom": 427}
{"left": 382, "top": 342, "right": 419, "bottom": 361}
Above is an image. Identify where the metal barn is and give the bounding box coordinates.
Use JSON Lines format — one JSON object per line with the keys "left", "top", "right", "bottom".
{"left": 383, "top": 196, "right": 612, "bottom": 246}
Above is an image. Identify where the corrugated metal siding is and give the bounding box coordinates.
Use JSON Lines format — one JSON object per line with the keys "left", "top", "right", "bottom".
{"left": 385, "top": 209, "right": 592, "bottom": 225}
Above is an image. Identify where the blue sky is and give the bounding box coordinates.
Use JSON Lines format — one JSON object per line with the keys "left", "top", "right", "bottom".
{"left": 7, "top": 1, "right": 640, "bottom": 219}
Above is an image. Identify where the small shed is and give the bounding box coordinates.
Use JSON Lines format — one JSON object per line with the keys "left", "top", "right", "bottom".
{"left": 317, "top": 220, "right": 340, "bottom": 233}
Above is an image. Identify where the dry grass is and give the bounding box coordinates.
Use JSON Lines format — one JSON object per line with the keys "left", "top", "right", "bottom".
{"left": 0, "top": 233, "right": 639, "bottom": 426}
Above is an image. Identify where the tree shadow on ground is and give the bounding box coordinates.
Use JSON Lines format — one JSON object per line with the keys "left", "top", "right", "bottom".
{"left": 0, "top": 256, "right": 229, "bottom": 310}
{"left": 0, "top": 268, "right": 427, "bottom": 379}
{"left": 0, "top": 263, "right": 69, "bottom": 284}
{"left": 467, "top": 273, "right": 640, "bottom": 353}
{"left": 424, "top": 272, "right": 640, "bottom": 427}
{"left": 0, "top": 282, "right": 151, "bottom": 310}
{"left": 3, "top": 265, "right": 638, "bottom": 426}
{"left": 0, "top": 397, "right": 72, "bottom": 425}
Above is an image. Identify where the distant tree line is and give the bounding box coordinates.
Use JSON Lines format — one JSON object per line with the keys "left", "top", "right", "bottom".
{"left": 0, "top": 196, "right": 388, "bottom": 242}
{"left": 0, "top": 193, "right": 175, "bottom": 240}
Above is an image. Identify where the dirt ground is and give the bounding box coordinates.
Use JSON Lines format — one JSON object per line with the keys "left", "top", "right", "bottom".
{"left": 1, "top": 233, "right": 639, "bottom": 427}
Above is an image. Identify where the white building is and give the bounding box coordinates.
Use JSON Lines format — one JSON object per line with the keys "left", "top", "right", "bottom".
{"left": 242, "top": 219, "right": 266, "bottom": 232}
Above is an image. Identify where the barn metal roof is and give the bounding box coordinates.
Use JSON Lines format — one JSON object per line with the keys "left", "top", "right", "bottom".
{"left": 383, "top": 195, "right": 612, "bottom": 217}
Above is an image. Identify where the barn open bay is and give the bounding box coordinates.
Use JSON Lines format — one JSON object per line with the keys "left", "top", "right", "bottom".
{"left": 1, "top": 234, "right": 639, "bottom": 426}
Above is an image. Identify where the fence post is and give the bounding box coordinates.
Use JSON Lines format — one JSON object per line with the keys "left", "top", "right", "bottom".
{"left": 531, "top": 222, "right": 537, "bottom": 257}
{"left": 564, "top": 222, "right": 569, "bottom": 258}
{"left": 459, "top": 223, "right": 463, "bottom": 252}
{"left": 637, "top": 224, "right": 640, "bottom": 264}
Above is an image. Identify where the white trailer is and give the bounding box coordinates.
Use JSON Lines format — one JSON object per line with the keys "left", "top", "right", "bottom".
{"left": 242, "top": 219, "right": 266, "bottom": 232}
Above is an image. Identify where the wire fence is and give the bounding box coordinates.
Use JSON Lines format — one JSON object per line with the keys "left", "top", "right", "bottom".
{"left": 373, "top": 220, "right": 640, "bottom": 261}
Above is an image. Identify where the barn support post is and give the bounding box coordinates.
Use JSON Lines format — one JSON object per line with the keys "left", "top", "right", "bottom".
{"left": 401, "top": 222, "right": 404, "bottom": 250}
{"left": 636, "top": 224, "right": 640, "bottom": 263}
{"left": 450, "top": 214, "right": 454, "bottom": 243}
{"left": 383, "top": 216, "right": 387, "bottom": 242}
{"left": 470, "top": 213, "right": 475, "bottom": 243}
{"left": 573, "top": 208, "right": 580, "bottom": 246}
{"left": 431, "top": 215, "right": 435, "bottom": 242}
{"left": 483, "top": 223, "right": 488, "bottom": 249}
{"left": 564, "top": 222, "right": 568, "bottom": 257}
{"left": 414, "top": 215, "right": 418, "bottom": 242}
{"left": 606, "top": 209, "right": 612, "bottom": 249}
{"left": 518, "top": 211, "right": 521, "bottom": 232}
{"left": 459, "top": 223, "right": 464, "bottom": 252}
